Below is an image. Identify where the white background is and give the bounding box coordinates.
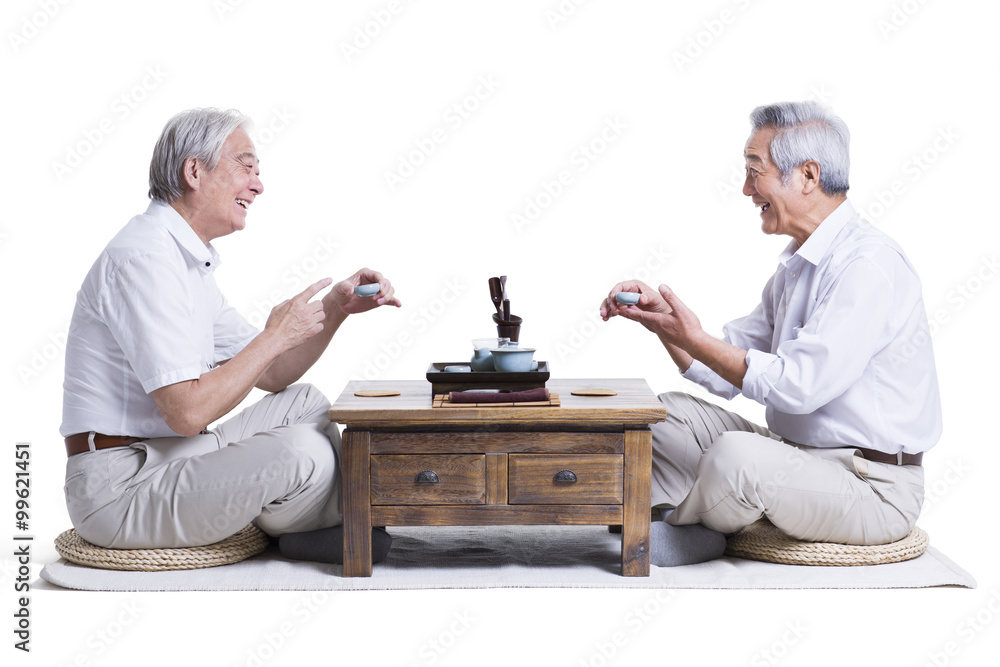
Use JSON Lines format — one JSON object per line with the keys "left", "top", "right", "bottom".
{"left": 2, "top": 0, "right": 998, "bottom": 665}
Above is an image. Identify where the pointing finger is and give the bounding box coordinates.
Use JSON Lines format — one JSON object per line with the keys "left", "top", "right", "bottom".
{"left": 296, "top": 277, "right": 333, "bottom": 302}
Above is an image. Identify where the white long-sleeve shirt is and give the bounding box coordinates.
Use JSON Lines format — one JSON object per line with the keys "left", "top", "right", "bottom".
{"left": 683, "top": 200, "right": 942, "bottom": 455}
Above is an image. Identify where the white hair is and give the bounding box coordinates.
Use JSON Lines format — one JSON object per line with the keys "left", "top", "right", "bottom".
{"left": 749, "top": 101, "right": 850, "bottom": 196}
{"left": 148, "top": 108, "right": 252, "bottom": 203}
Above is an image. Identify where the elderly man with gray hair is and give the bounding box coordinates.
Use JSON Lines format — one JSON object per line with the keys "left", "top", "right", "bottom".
{"left": 61, "top": 108, "right": 400, "bottom": 564}
{"left": 602, "top": 101, "right": 942, "bottom": 566}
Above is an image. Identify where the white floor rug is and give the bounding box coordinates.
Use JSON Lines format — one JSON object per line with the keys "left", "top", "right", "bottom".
{"left": 40, "top": 525, "right": 976, "bottom": 592}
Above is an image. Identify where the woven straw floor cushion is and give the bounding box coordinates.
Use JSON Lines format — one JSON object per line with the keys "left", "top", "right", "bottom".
{"left": 725, "top": 519, "right": 929, "bottom": 566}
{"left": 54, "top": 524, "right": 270, "bottom": 571}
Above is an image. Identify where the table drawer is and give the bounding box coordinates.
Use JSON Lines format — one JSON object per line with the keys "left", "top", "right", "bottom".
{"left": 371, "top": 454, "right": 486, "bottom": 505}
{"left": 508, "top": 454, "right": 623, "bottom": 504}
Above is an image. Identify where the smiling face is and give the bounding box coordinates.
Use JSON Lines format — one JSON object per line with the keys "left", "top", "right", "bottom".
{"left": 192, "top": 127, "right": 263, "bottom": 242}
{"left": 742, "top": 126, "right": 804, "bottom": 241}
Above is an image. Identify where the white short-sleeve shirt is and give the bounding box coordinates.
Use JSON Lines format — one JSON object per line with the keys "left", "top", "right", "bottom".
{"left": 61, "top": 201, "right": 258, "bottom": 438}
{"left": 682, "top": 200, "right": 942, "bottom": 455}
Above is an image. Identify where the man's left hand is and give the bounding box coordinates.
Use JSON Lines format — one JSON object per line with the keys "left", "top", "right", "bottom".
{"left": 324, "top": 267, "right": 402, "bottom": 316}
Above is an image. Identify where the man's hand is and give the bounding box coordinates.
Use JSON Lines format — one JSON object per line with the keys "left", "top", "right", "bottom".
{"left": 601, "top": 280, "right": 670, "bottom": 326}
{"left": 263, "top": 278, "right": 333, "bottom": 354}
{"left": 324, "top": 267, "right": 402, "bottom": 316}
{"left": 627, "top": 284, "right": 703, "bottom": 350}
{"left": 601, "top": 281, "right": 748, "bottom": 387}
{"left": 601, "top": 280, "right": 702, "bottom": 375}
{"left": 602, "top": 280, "right": 702, "bottom": 347}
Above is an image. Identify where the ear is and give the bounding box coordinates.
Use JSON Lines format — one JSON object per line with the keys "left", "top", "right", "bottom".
{"left": 800, "top": 160, "right": 821, "bottom": 195}
{"left": 181, "top": 156, "right": 201, "bottom": 192}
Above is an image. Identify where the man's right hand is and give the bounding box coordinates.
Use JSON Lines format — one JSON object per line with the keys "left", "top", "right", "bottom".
{"left": 600, "top": 279, "right": 698, "bottom": 374}
{"left": 263, "top": 278, "right": 333, "bottom": 353}
{"left": 600, "top": 279, "right": 670, "bottom": 324}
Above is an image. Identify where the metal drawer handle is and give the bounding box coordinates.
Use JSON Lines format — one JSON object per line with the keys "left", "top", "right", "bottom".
{"left": 553, "top": 469, "right": 578, "bottom": 484}
{"left": 415, "top": 470, "right": 440, "bottom": 484}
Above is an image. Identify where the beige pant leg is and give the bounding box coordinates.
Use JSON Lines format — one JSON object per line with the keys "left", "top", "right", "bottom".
{"left": 64, "top": 383, "right": 342, "bottom": 549}
{"left": 650, "top": 391, "right": 779, "bottom": 508}
{"left": 652, "top": 392, "right": 924, "bottom": 545}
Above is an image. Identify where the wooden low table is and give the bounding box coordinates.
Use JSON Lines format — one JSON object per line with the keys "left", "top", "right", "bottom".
{"left": 328, "top": 378, "right": 666, "bottom": 577}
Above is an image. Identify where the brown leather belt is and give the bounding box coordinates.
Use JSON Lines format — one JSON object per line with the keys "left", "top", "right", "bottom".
{"left": 65, "top": 432, "right": 143, "bottom": 457}
{"left": 855, "top": 446, "right": 923, "bottom": 466}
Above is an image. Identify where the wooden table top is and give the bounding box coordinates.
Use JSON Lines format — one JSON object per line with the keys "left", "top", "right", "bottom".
{"left": 328, "top": 378, "right": 667, "bottom": 427}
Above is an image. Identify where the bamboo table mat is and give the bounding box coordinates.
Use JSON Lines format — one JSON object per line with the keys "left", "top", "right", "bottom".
{"left": 432, "top": 393, "right": 561, "bottom": 408}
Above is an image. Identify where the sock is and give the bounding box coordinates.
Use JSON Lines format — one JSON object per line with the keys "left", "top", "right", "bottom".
{"left": 278, "top": 526, "right": 393, "bottom": 565}
{"left": 649, "top": 509, "right": 726, "bottom": 567}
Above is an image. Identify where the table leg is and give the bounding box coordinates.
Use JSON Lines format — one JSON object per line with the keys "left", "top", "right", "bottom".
{"left": 342, "top": 429, "right": 372, "bottom": 577}
{"left": 622, "top": 427, "right": 651, "bottom": 576}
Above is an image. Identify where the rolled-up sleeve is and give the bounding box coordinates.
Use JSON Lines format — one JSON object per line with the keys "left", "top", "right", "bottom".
{"left": 681, "top": 357, "right": 740, "bottom": 399}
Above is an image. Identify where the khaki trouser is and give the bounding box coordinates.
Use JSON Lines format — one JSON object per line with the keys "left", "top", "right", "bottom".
{"left": 64, "top": 383, "right": 342, "bottom": 549}
{"left": 651, "top": 392, "right": 924, "bottom": 545}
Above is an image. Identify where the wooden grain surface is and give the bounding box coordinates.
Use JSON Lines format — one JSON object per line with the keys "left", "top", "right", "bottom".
{"left": 370, "top": 431, "right": 624, "bottom": 455}
{"left": 335, "top": 378, "right": 663, "bottom": 577}
{"left": 330, "top": 379, "right": 666, "bottom": 427}
{"left": 342, "top": 429, "right": 372, "bottom": 577}
{"left": 371, "top": 504, "right": 624, "bottom": 526}
{"left": 432, "top": 393, "right": 561, "bottom": 408}
{"left": 507, "top": 454, "right": 624, "bottom": 505}
{"left": 622, "top": 427, "right": 652, "bottom": 576}
{"left": 485, "top": 453, "right": 508, "bottom": 505}
{"left": 370, "top": 454, "right": 486, "bottom": 505}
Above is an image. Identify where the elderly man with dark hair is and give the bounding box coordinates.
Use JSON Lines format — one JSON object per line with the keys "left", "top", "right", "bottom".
{"left": 602, "top": 101, "right": 942, "bottom": 566}
{"left": 62, "top": 108, "right": 400, "bottom": 564}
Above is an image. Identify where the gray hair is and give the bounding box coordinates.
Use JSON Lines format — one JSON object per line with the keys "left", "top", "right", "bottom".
{"left": 148, "top": 108, "right": 252, "bottom": 202}
{"left": 749, "top": 101, "right": 850, "bottom": 196}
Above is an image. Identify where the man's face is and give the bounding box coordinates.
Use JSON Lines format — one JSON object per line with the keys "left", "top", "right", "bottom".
{"left": 742, "top": 127, "right": 801, "bottom": 239}
{"left": 197, "top": 127, "right": 263, "bottom": 240}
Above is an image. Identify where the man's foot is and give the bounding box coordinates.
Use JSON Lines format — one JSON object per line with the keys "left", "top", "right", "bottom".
{"left": 278, "top": 526, "right": 393, "bottom": 565}
{"left": 650, "top": 509, "right": 726, "bottom": 567}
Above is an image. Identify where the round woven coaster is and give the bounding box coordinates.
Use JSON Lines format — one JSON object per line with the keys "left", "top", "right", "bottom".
{"left": 54, "top": 524, "right": 270, "bottom": 571}
{"left": 725, "top": 520, "right": 929, "bottom": 567}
